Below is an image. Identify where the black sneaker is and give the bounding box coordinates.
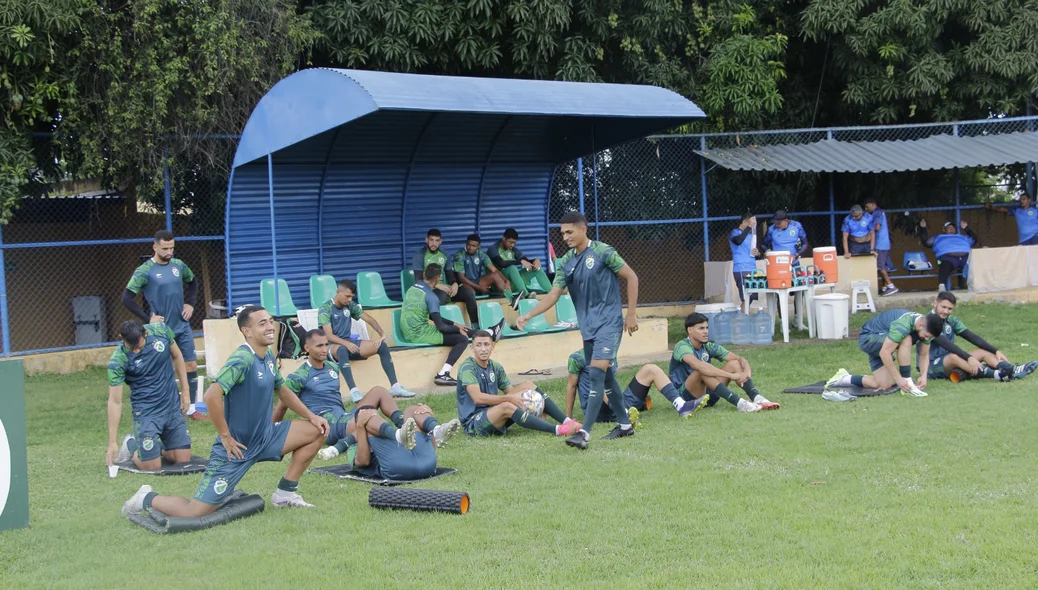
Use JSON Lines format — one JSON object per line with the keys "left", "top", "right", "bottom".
{"left": 510, "top": 289, "right": 528, "bottom": 310}
{"left": 564, "top": 432, "right": 588, "bottom": 450}
{"left": 601, "top": 425, "right": 635, "bottom": 440}
{"left": 881, "top": 285, "right": 899, "bottom": 296}
{"left": 434, "top": 372, "right": 458, "bottom": 386}
{"left": 488, "top": 318, "right": 505, "bottom": 342}
{"left": 996, "top": 361, "right": 1015, "bottom": 382}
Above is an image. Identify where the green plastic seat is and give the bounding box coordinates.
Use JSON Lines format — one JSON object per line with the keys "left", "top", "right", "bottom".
{"left": 357, "top": 271, "right": 401, "bottom": 308}
{"left": 556, "top": 294, "right": 578, "bottom": 326}
{"left": 390, "top": 309, "right": 431, "bottom": 348}
{"left": 520, "top": 269, "right": 552, "bottom": 294}
{"left": 259, "top": 278, "right": 299, "bottom": 317}
{"left": 400, "top": 269, "right": 416, "bottom": 300}
{"left": 517, "top": 299, "right": 566, "bottom": 333}
{"left": 309, "top": 274, "right": 337, "bottom": 309}
{"left": 439, "top": 304, "right": 466, "bottom": 325}
{"left": 477, "top": 301, "right": 527, "bottom": 338}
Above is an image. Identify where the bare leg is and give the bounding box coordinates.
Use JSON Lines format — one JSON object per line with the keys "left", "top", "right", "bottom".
{"left": 404, "top": 404, "right": 435, "bottom": 432}
{"left": 867, "top": 369, "right": 893, "bottom": 389}
{"left": 358, "top": 386, "right": 399, "bottom": 415}
{"left": 486, "top": 402, "right": 518, "bottom": 428}
{"left": 133, "top": 447, "right": 191, "bottom": 470}
{"left": 151, "top": 496, "right": 218, "bottom": 518}
{"left": 357, "top": 340, "right": 381, "bottom": 358}
{"left": 682, "top": 371, "right": 708, "bottom": 399}
{"left": 281, "top": 421, "right": 324, "bottom": 482}
{"left": 879, "top": 267, "right": 893, "bottom": 288}
{"left": 635, "top": 363, "right": 670, "bottom": 391}
{"left": 969, "top": 349, "right": 1000, "bottom": 367}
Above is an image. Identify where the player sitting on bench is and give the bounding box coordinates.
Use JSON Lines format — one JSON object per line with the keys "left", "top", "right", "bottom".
{"left": 412, "top": 228, "right": 478, "bottom": 326}
{"left": 918, "top": 218, "right": 976, "bottom": 290}
{"left": 452, "top": 233, "right": 512, "bottom": 306}
{"left": 487, "top": 228, "right": 540, "bottom": 309}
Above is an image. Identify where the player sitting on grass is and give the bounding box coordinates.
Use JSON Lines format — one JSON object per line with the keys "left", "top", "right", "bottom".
{"left": 345, "top": 401, "right": 454, "bottom": 481}
{"left": 670, "top": 313, "right": 779, "bottom": 413}
{"left": 827, "top": 309, "right": 943, "bottom": 396}
{"left": 456, "top": 330, "right": 580, "bottom": 437}
{"left": 318, "top": 279, "right": 416, "bottom": 402}
{"left": 925, "top": 291, "right": 1036, "bottom": 382}
{"left": 107, "top": 320, "right": 193, "bottom": 471}
{"left": 121, "top": 306, "right": 329, "bottom": 518}
{"left": 566, "top": 350, "right": 700, "bottom": 423}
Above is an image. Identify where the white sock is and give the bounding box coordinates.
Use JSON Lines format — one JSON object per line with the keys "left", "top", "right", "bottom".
{"left": 672, "top": 398, "right": 684, "bottom": 410}
{"left": 391, "top": 382, "right": 401, "bottom": 389}
{"left": 395, "top": 428, "right": 405, "bottom": 445}
{"left": 580, "top": 429, "right": 589, "bottom": 441}
{"left": 620, "top": 423, "right": 633, "bottom": 431}
{"left": 992, "top": 371, "right": 1001, "bottom": 381}
{"left": 737, "top": 398, "right": 754, "bottom": 411}
{"left": 439, "top": 364, "right": 452, "bottom": 375}
{"left": 835, "top": 375, "right": 853, "bottom": 386}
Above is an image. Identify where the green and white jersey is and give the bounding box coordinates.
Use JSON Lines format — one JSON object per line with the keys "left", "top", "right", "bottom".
{"left": 552, "top": 241, "right": 626, "bottom": 340}
{"left": 317, "top": 299, "right": 364, "bottom": 340}
{"left": 861, "top": 309, "right": 931, "bottom": 344}
{"left": 412, "top": 247, "right": 449, "bottom": 273}
{"left": 107, "top": 322, "right": 179, "bottom": 417}
{"left": 452, "top": 249, "right": 493, "bottom": 283}
{"left": 214, "top": 344, "right": 284, "bottom": 451}
{"left": 126, "top": 258, "right": 195, "bottom": 335}
{"left": 401, "top": 282, "right": 441, "bottom": 342}
{"left": 931, "top": 314, "right": 968, "bottom": 359}
{"left": 286, "top": 360, "right": 346, "bottom": 417}
{"left": 668, "top": 338, "right": 730, "bottom": 388}
{"left": 455, "top": 357, "right": 511, "bottom": 424}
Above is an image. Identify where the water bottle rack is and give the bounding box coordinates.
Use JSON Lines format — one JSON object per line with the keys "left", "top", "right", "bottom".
{"left": 742, "top": 265, "right": 827, "bottom": 290}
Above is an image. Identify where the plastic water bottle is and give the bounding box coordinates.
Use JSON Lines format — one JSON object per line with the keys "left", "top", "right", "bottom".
{"left": 731, "top": 312, "right": 753, "bottom": 345}
{"left": 713, "top": 311, "right": 733, "bottom": 344}
{"left": 751, "top": 310, "right": 773, "bottom": 345}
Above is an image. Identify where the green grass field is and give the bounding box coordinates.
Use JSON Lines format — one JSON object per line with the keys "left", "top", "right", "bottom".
{"left": 3, "top": 302, "right": 1037, "bottom": 588}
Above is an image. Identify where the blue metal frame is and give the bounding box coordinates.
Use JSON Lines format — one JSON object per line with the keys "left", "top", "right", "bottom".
{"left": 163, "top": 147, "right": 173, "bottom": 232}
{"left": 399, "top": 114, "right": 438, "bottom": 267}
{"left": 267, "top": 154, "right": 280, "bottom": 313}
{"left": 699, "top": 138, "right": 709, "bottom": 261}
{"left": 0, "top": 224, "right": 9, "bottom": 354}
{"left": 316, "top": 127, "right": 344, "bottom": 274}
{"left": 576, "top": 158, "right": 585, "bottom": 214}
{"left": 475, "top": 117, "right": 513, "bottom": 229}
{"left": 225, "top": 167, "right": 236, "bottom": 310}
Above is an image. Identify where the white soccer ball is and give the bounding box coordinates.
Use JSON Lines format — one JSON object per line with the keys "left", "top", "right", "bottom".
{"left": 519, "top": 389, "right": 544, "bottom": 415}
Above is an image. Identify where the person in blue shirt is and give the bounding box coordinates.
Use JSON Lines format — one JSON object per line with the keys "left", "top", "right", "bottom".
{"left": 841, "top": 204, "right": 874, "bottom": 258}
{"left": 865, "top": 198, "right": 898, "bottom": 296}
{"left": 986, "top": 192, "right": 1038, "bottom": 245}
{"left": 918, "top": 218, "right": 976, "bottom": 291}
{"left": 729, "top": 213, "right": 759, "bottom": 304}
{"left": 762, "top": 209, "right": 809, "bottom": 262}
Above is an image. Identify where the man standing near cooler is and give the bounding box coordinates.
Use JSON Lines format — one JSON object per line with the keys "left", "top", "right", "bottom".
{"left": 729, "top": 213, "right": 759, "bottom": 305}
{"left": 865, "top": 198, "right": 898, "bottom": 296}
{"left": 762, "top": 210, "right": 809, "bottom": 263}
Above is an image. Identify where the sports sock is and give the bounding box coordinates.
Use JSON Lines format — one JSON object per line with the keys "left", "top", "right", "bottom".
{"left": 660, "top": 383, "right": 680, "bottom": 403}
{"left": 377, "top": 342, "right": 398, "bottom": 384}
{"left": 899, "top": 365, "right": 911, "bottom": 379}
{"left": 143, "top": 491, "right": 157, "bottom": 509}
{"left": 378, "top": 422, "right": 397, "bottom": 440}
{"left": 741, "top": 378, "right": 761, "bottom": 400}
{"left": 539, "top": 389, "right": 567, "bottom": 423}
{"left": 439, "top": 363, "right": 452, "bottom": 375}
{"left": 605, "top": 368, "right": 630, "bottom": 426}
{"left": 186, "top": 371, "right": 198, "bottom": 399}
{"left": 127, "top": 437, "right": 138, "bottom": 456}
{"left": 581, "top": 367, "right": 608, "bottom": 433}
{"left": 277, "top": 477, "right": 298, "bottom": 493}
{"left": 333, "top": 434, "right": 357, "bottom": 453}
{"left": 711, "top": 383, "right": 743, "bottom": 407}
{"left": 511, "top": 408, "right": 556, "bottom": 434}
{"left": 978, "top": 365, "right": 995, "bottom": 378}
{"left": 421, "top": 416, "right": 439, "bottom": 434}
{"left": 338, "top": 351, "right": 357, "bottom": 389}
{"left": 850, "top": 375, "right": 865, "bottom": 387}
{"left": 389, "top": 410, "right": 404, "bottom": 428}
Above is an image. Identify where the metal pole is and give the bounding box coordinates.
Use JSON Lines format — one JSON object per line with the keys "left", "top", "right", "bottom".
{"left": 267, "top": 154, "right": 280, "bottom": 315}
{"left": 592, "top": 152, "right": 600, "bottom": 241}
{"left": 576, "top": 157, "right": 585, "bottom": 214}
{"left": 163, "top": 147, "right": 173, "bottom": 232}
{"left": 699, "top": 137, "right": 710, "bottom": 262}
{"left": 952, "top": 124, "right": 961, "bottom": 228}
{"left": 1027, "top": 98, "right": 1035, "bottom": 197}
{"left": 827, "top": 129, "right": 836, "bottom": 247}
{"left": 0, "top": 225, "right": 10, "bottom": 355}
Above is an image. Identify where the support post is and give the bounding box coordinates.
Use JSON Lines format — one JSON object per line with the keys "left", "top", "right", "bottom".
{"left": 1027, "top": 99, "right": 1035, "bottom": 197}
{"left": 953, "top": 124, "right": 961, "bottom": 228}
{"left": 0, "top": 358, "right": 30, "bottom": 532}
{"left": 267, "top": 154, "right": 280, "bottom": 314}
{"left": 700, "top": 137, "right": 710, "bottom": 262}
{"left": 0, "top": 225, "right": 9, "bottom": 356}
{"left": 576, "top": 157, "right": 585, "bottom": 214}
{"left": 827, "top": 129, "right": 836, "bottom": 247}
{"left": 592, "top": 152, "right": 600, "bottom": 241}
{"left": 163, "top": 147, "right": 173, "bottom": 232}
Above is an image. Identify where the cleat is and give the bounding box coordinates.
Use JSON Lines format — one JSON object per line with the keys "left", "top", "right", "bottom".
{"left": 433, "top": 419, "right": 461, "bottom": 448}
{"left": 121, "top": 484, "right": 153, "bottom": 517}
{"left": 349, "top": 387, "right": 365, "bottom": 403}
{"left": 626, "top": 407, "right": 641, "bottom": 429}
{"left": 826, "top": 368, "right": 850, "bottom": 390}
{"left": 822, "top": 391, "right": 856, "bottom": 402}
{"left": 317, "top": 446, "right": 339, "bottom": 460}
{"left": 601, "top": 424, "right": 635, "bottom": 440}
{"left": 677, "top": 397, "right": 705, "bottom": 419}
{"left": 737, "top": 398, "right": 762, "bottom": 412}
{"left": 272, "top": 490, "right": 314, "bottom": 508}
{"left": 753, "top": 395, "right": 780, "bottom": 410}
{"left": 488, "top": 318, "right": 506, "bottom": 342}
{"left": 434, "top": 372, "right": 458, "bottom": 387}
{"left": 996, "top": 361, "right": 1015, "bottom": 382}
{"left": 1014, "top": 361, "right": 1038, "bottom": 378}
{"left": 901, "top": 379, "right": 928, "bottom": 397}
{"left": 397, "top": 417, "right": 418, "bottom": 450}
{"left": 510, "top": 290, "right": 528, "bottom": 311}
{"left": 117, "top": 434, "right": 134, "bottom": 464}
{"left": 565, "top": 431, "right": 589, "bottom": 450}
{"left": 556, "top": 418, "right": 581, "bottom": 437}
{"left": 390, "top": 384, "right": 417, "bottom": 398}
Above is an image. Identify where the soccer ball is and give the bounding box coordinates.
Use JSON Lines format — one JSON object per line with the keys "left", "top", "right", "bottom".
{"left": 519, "top": 389, "right": 544, "bottom": 415}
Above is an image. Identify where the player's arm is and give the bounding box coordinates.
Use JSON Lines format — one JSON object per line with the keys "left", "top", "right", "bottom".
{"left": 984, "top": 201, "right": 1012, "bottom": 215}
{"left": 918, "top": 221, "right": 935, "bottom": 248}
{"left": 916, "top": 342, "right": 930, "bottom": 389}
{"left": 682, "top": 354, "right": 736, "bottom": 380}
{"left": 869, "top": 229, "right": 875, "bottom": 251}
{"left": 516, "top": 286, "right": 563, "bottom": 329}
{"left": 106, "top": 384, "right": 124, "bottom": 465}
{"left": 466, "top": 383, "right": 515, "bottom": 407}
{"left": 168, "top": 340, "right": 191, "bottom": 413}
{"left": 564, "top": 374, "right": 578, "bottom": 418}
{"left": 879, "top": 338, "right": 912, "bottom": 391}
{"left": 958, "top": 329, "right": 997, "bottom": 354}
{"left": 453, "top": 257, "right": 481, "bottom": 290}
{"left": 183, "top": 274, "right": 198, "bottom": 320}
{"left": 796, "top": 226, "right": 810, "bottom": 257}
{"left": 275, "top": 385, "right": 329, "bottom": 435}
{"left": 726, "top": 350, "right": 752, "bottom": 379}
{"left": 203, "top": 381, "right": 247, "bottom": 459}
{"left": 120, "top": 289, "right": 151, "bottom": 322}
{"left": 842, "top": 231, "right": 850, "bottom": 257}
{"left": 320, "top": 323, "right": 352, "bottom": 347}
{"left": 617, "top": 263, "right": 639, "bottom": 334}
{"left": 272, "top": 400, "right": 288, "bottom": 423}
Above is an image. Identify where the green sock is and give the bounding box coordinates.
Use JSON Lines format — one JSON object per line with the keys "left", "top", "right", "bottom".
{"left": 741, "top": 378, "right": 761, "bottom": 400}
{"left": 605, "top": 368, "right": 630, "bottom": 426}
{"left": 378, "top": 422, "right": 397, "bottom": 440}
{"left": 337, "top": 351, "right": 357, "bottom": 390}
{"left": 422, "top": 416, "right": 438, "bottom": 434}
{"left": 581, "top": 367, "right": 608, "bottom": 433}
{"left": 539, "top": 388, "right": 567, "bottom": 423}
{"left": 126, "top": 436, "right": 138, "bottom": 457}
{"left": 277, "top": 477, "right": 298, "bottom": 492}
{"left": 979, "top": 365, "right": 995, "bottom": 378}
{"left": 712, "top": 383, "right": 742, "bottom": 407}
{"left": 142, "top": 492, "right": 156, "bottom": 509}
{"left": 333, "top": 434, "right": 357, "bottom": 453}
{"left": 660, "top": 383, "right": 680, "bottom": 403}
{"left": 899, "top": 365, "right": 911, "bottom": 378}
{"left": 511, "top": 408, "right": 557, "bottom": 434}
{"left": 187, "top": 371, "right": 198, "bottom": 400}
{"left": 389, "top": 410, "right": 404, "bottom": 427}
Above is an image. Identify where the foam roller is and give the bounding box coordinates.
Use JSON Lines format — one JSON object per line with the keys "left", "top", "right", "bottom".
{"left": 369, "top": 487, "right": 470, "bottom": 514}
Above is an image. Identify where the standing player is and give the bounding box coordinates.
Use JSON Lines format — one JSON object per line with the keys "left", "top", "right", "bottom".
{"left": 457, "top": 330, "right": 580, "bottom": 437}
{"left": 121, "top": 306, "right": 329, "bottom": 518}
{"left": 841, "top": 205, "right": 874, "bottom": 258}
{"left": 516, "top": 211, "right": 639, "bottom": 449}
{"left": 122, "top": 230, "right": 200, "bottom": 400}
{"left": 318, "top": 279, "right": 415, "bottom": 402}
{"left": 106, "top": 320, "right": 193, "bottom": 471}
{"left": 762, "top": 210, "right": 809, "bottom": 263}
{"left": 452, "top": 234, "right": 514, "bottom": 306}
{"left": 864, "top": 198, "right": 898, "bottom": 295}
{"left": 566, "top": 351, "right": 702, "bottom": 422}
{"left": 827, "top": 309, "right": 944, "bottom": 396}
{"left": 986, "top": 192, "right": 1038, "bottom": 245}
{"left": 729, "top": 213, "right": 759, "bottom": 305}
{"left": 670, "top": 313, "right": 779, "bottom": 413}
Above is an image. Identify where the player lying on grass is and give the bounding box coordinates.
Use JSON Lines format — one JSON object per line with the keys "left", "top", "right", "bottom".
{"left": 924, "top": 291, "right": 1036, "bottom": 382}
{"left": 827, "top": 309, "right": 943, "bottom": 396}
{"left": 670, "top": 313, "right": 779, "bottom": 413}
{"left": 566, "top": 351, "right": 702, "bottom": 423}
{"left": 121, "top": 306, "right": 329, "bottom": 518}
{"left": 456, "top": 330, "right": 581, "bottom": 437}
{"left": 340, "top": 401, "right": 456, "bottom": 481}
{"left": 107, "top": 320, "right": 193, "bottom": 471}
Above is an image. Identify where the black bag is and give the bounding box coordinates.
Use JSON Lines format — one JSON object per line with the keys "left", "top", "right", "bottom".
{"left": 277, "top": 319, "right": 307, "bottom": 359}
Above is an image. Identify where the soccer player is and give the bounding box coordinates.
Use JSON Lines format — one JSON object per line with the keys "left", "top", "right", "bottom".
{"left": 729, "top": 213, "right": 760, "bottom": 305}
{"left": 841, "top": 204, "right": 874, "bottom": 258}
{"left": 122, "top": 230, "right": 200, "bottom": 401}
{"left": 451, "top": 234, "right": 514, "bottom": 304}
{"left": 986, "top": 192, "right": 1038, "bottom": 245}
{"left": 670, "top": 313, "right": 779, "bottom": 413}
{"left": 456, "top": 330, "right": 580, "bottom": 437}
{"left": 344, "top": 401, "right": 453, "bottom": 481}
{"left": 924, "top": 291, "right": 1036, "bottom": 382}
{"left": 121, "top": 306, "right": 329, "bottom": 518}
{"left": 762, "top": 209, "right": 809, "bottom": 263}
{"left": 106, "top": 320, "right": 193, "bottom": 471}
{"left": 318, "top": 279, "right": 415, "bottom": 402}
{"left": 516, "top": 211, "right": 640, "bottom": 449}
{"left": 412, "top": 228, "right": 478, "bottom": 325}
{"left": 918, "top": 219, "right": 976, "bottom": 291}
{"left": 566, "top": 350, "right": 701, "bottom": 422}
{"left": 826, "top": 309, "right": 944, "bottom": 396}
{"left": 487, "top": 228, "right": 540, "bottom": 308}
{"left": 864, "top": 198, "right": 898, "bottom": 296}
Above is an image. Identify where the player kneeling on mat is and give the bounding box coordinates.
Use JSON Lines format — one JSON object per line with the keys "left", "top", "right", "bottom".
{"left": 121, "top": 306, "right": 329, "bottom": 519}
{"left": 566, "top": 351, "right": 689, "bottom": 424}
{"left": 107, "top": 319, "right": 193, "bottom": 471}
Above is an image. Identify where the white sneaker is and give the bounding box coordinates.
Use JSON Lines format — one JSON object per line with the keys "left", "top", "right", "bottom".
{"left": 432, "top": 418, "right": 461, "bottom": 448}
{"left": 826, "top": 368, "right": 851, "bottom": 390}
{"left": 121, "top": 484, "right": 153, "bottom": 517}
{"left": 317, "top": 446, "right": 339, "bottom": 460}
{"left": 271, "top": 490, "right": 314, "bottom": 508}
{"left": 902, "top": 378, "right": 928, "bottom": 397}
{"left": 396, "top": 417, "right": 417, "bottom": 450}
{"left": 349, "top": 387, "right": 364, "bottom": 403}
{"left": 389, "top": 383, "right": 417, "bottom": 398}
{"left": 117, "top": 434, "right": 134, "bottom": 463}
{"left": 736, "top": 398, "right": 762, "bottom": 413}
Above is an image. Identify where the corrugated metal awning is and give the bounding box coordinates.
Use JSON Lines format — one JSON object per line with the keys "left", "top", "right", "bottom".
{"left": 696, "top": 131, "right": 1038, "bottom": 173}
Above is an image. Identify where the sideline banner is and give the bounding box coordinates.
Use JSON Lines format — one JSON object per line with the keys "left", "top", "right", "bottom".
{"left": 0, "top": 359, "right": 29, "bottom": 532}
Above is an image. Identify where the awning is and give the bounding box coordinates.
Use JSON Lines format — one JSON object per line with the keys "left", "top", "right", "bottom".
{"left": 696, "top": 130, "right": 1038, "bottom": 173}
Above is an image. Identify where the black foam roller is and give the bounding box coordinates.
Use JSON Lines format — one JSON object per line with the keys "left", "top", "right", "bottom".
{"left": 369, "top": 487, "right": 470, "bottom": 514}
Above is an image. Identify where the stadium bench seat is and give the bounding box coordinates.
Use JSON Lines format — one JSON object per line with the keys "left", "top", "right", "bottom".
{"left": 390, "top": 309, "right": 431, "bottom": 348}
{"left": 477, "top": 301, "right": 527, "bottom": 338}
{"left": 357, "top": 271, "right": 401, "bottom": 308}
{"left": 519, "top": 269, "right": 552, "bottom": 294}
{"left": 400, "top": 269, "right": 416, "bottom": 300}
{"left": 555, "top": 294, "right": 578, "bottom": 326}
{"left": 259, "top": 278, "right": 299, "bottom": 317}
{"left": 439, "top": 304, "right": 466, "bottom": 326}
{"left": 309, "top": 274, "right": 336, "bottom": 309}
{"left": 903, "top": 251, "right": 933, "bottom": 273}
{"left": 517, "top": 299, "right": 566, "bottom": 333}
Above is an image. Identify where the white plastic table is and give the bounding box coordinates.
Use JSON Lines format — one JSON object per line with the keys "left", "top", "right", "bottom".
{"left": 743, "top": 283, "right": 836, "bottom": 342}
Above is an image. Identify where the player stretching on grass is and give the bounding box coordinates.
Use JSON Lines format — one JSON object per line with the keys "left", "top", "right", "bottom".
{"left": 566, "top": 351, "right": 701, "bottom": 423}
{"left": 121, "top": 306, "right": 329, "bottom": 518}
{"left": 516, "top": 211, "right": 639, "bottom": 449}
{"left": 827, "top": 309, "right": 943, "bottom": 396}
{"left": 457, "top": 331, "right": 580, "bottom": 437}
{"left": 670, "top": 313, "right": 779, "bottom": 413}
{"left": 343, "top": 401, "right": 455, "bottom": 481}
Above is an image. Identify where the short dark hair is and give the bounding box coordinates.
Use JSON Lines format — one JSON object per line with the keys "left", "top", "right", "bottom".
{"left": 424, "top": 263, "right": 442, "bottom": 281}
{"left": 773, "top": 210, "right": 788, "bottom": 221}
{"left": 120, "top": 319, "right": 145, "bottom": 345}
{"left": 935, "top": 290, "right": 957, "bottom": 305}
{"left": 304, "top": 329, "right": 325, "bottom": 344}
{"left": 236, "top": 305, "right": 265, "bottom": 330}
{"left": 466, "top": 233, "right": 481, "bottom": 243}
{"left": 471, "top": 329, "right": 493, "bottom": 341}
{"left": 427, "top": 229, "right": 441, "bottom": 238}
{"left": 741, "top": 212, "right": 754, "bottom": 221}
{"left": 924, "top": 313, "right": 944, "bottom": 337}
{"left": 154, "top": 230, "right": 174, "bottom": 243}
{"left": 864, "top": 197, "right": 877, "bottom": 205}
{"left": 338, "top": 279, "right": 357, "bottom": 293}
{"left": 559, "top": 211, "right": 588, "bottom": 226}
{"left": 685, "top": 312, "right": 709, "bottom": 329}
{"left": 503, "top": 228, "right": 519, "bottom": 240}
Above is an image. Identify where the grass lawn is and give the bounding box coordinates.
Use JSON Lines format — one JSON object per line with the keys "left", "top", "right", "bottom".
{"left": 2, "top": 302, "right": 1037, "bottom": 587}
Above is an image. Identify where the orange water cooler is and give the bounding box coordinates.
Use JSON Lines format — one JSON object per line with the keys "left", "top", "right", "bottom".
{"left": 765, "top": 251, "right": 792, "bottom": 288}
{"left": 813, "top": 246, "right": 839, "bottom": 284}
